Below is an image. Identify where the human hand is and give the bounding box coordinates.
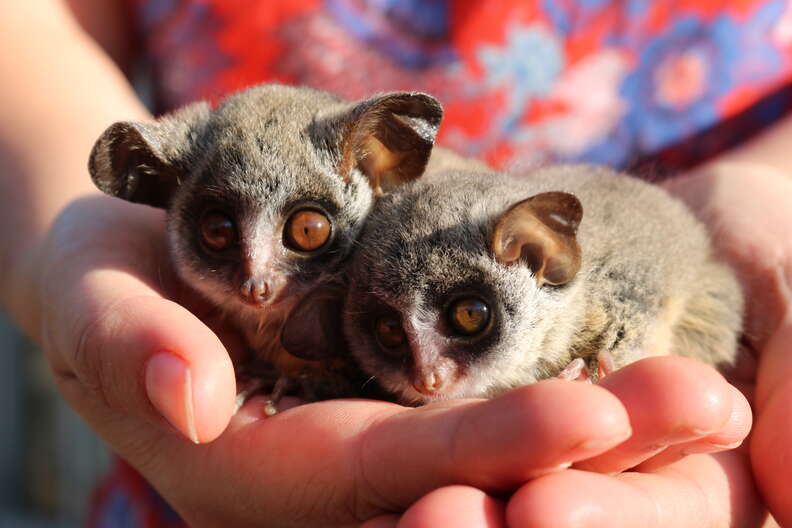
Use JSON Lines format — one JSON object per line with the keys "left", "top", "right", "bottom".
{"left": 462, "top": 167, "right": 780, "bottom": 528}
{"left": 379, "top": 165, "right": 786, "bottom": 528}
{"left": 664, "top": 163, "right": 792, "bottom": 526}
{"left": 387, "top": 453, "right": 763, "bottom": 528}
{"left": 367, "top": 356, "right": 759, "bottom": 528}
{"left": 38, "top": 194, "right": 639, "bottom": 527}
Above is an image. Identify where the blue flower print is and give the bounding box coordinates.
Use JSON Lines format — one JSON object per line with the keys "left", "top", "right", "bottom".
{"left": 619, "top": 3, "right": 785, "bottom": 156}
{"left": 326, "top": 0, "right": 456, "bottom": 69}
{"left": 476, "top": 22, "right": 565, "bottom": 138}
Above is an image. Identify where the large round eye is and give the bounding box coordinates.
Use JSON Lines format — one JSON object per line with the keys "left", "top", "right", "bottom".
{"left": 200, "top": 212, "right": 236, "bottom": 251}
{"left": 375, "top": 316, "right": 407, "bottom": 349}
{"left": 448, "top": 297, "right": 491, "bottom": 336}
{"left": 284, "top": 209, "right": 331, "bottom": 252}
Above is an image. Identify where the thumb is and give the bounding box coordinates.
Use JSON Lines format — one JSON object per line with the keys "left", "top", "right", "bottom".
{"left": 39, "top": 198, "right": 236, "bottom": 445}
{"left": 45, "top": 290, "right": 236, "bottom": 444}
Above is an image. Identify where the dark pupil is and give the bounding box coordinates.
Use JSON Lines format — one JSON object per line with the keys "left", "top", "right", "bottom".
{"left": 286, "top": 209, "right": 331, "bottom": 252}
{"left": 202, "top": 214, "right": 235, "bottom": 250}
{"left": 375, "top": 317, "right": 406, "bottom": 348}
{"left": 449, "top": 298, "right": 490, "bottom": 336}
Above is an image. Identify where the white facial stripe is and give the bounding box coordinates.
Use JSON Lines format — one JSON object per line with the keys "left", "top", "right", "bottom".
{"left": 238, "top": 215, "right": 277, "bottom": 276}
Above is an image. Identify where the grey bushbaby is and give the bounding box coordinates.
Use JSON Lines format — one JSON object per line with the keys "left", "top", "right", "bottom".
{"left": 340, "top": 165, "right": 743, "bottom": 405}
{"left": 88, "top": 83, "right": 455, "bottom": 405}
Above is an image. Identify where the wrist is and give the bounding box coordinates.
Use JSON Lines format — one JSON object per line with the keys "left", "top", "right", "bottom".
{"left": 0, "top": 190, "right": 97, "bottom": 341}
{"left": 709, "top": 112, "right": 792, "bottom": 178}
{"left": 0, "top": 223, "right": 50, "bottom": 341}
{"left": 665, "top": 161, "right": 792, "bottom": 409}
{"left": 692, "top": 159, "right": 791, "bottom": 182}
{"left": 663, "top": 160, "right": 792, "bottom": 227}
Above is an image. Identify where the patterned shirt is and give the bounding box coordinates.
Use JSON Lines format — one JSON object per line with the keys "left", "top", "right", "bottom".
{"left": 132, "top": 0, "right": 792, "bottom": 173}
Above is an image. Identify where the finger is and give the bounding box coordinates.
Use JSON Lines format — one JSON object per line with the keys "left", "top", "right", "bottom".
{"left": 508, "top": 452, "right": 766, "bottom": 528}
{"left": 397, "top": 486, "right": 506, "bottom": 528}
{"left": 40, "top": 198, "right": 237, "bottom": 444}
{"left": 188, "top": 382, "right": 629, "bottom": 525}
{"left": 576, "top": 356, "right": 735, "bottom": 473}
{"left": 756, "top": 323, "right": 792, "bottom": 412}
{"left": 357, "top": 380, "right": 632, "bottom": 502}
{"left": 48, "top": 292, "right": 236, "bottom": 444}
{"left": 638, "top": 384, "right": 751, "bottom": 470}
{"left": 751, "top": 378, "right": 792, "bottom": 526}
{"left": 229, "top": 380, "right": 631, "bottom": 510}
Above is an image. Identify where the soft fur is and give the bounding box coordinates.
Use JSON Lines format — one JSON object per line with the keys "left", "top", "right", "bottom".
{"left": 343, "top": 165, "right": 744, "bottom": 405}
{"left": 89, "top": 83, "right": 444, "bottom": 378}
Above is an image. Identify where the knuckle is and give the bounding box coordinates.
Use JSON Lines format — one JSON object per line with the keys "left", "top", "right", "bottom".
{"left": 71, "top": 307, "right": 114, "bottom": 410}
{"left": 352, "top": 412, "right": 402, "bottom": 520}
{"left": 69, "top": 294, "right": 143, "bottom": 412}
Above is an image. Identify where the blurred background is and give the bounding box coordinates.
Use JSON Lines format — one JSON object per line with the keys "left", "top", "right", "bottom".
{"left": 0, "top": 315, "right": 110, "bottom": 527}
{"left": 0, "top": 22, "right": 156, "bottom": 525}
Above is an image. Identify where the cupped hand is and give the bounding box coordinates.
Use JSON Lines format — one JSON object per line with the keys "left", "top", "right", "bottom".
{"left": 370, "top": 453, "right": 760, "bottom": 528}
{"left": 40, "top": 195, "right": 238, "bottom": 446}
{"left": 507, "top": 357, "right": 763, "bottom": 528}
{"left": 367, "top": 356, "right": 759, "bottom": 528}
{"left": 386, "top": 165, "right": 786, "bottom": 528}
{"left": 665, "top": 163, "right": 792, "bottom": 526}
{"left": 37, "top": 195, "right": 637, "bottom": 527}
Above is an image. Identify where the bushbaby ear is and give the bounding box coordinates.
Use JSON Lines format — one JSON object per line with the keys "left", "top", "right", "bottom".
{"left": 88, "top": 102, "right": 211, "bottom": 208}
{"left": 491, "top": 192, "right": 583, "bottom": 286}
{"left": 281, "top": 285, "right": 347, "bottom": 361}
{"left": 337, "top": 92, "right": 443, "bottom": 195}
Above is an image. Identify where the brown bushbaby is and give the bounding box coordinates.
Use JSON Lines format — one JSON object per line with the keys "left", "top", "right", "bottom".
{"left": 341, "top": 165, "right": 743, "bottom": 405}
{"left": 88, "top": 83, "right": 445, "bottom": 404}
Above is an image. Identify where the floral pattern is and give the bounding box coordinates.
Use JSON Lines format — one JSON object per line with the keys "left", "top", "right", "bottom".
{"left": 133, "top": 0, "right": 792, "bottom": 173}
{"left": 89, "top": 459, "right": 183, "bottom": 528}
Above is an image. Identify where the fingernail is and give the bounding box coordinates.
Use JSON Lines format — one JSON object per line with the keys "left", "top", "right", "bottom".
{"left": 526, "top": 461, "right": 572, "bottom": 479}
{"left": 146, "top": 352, "right": 200, "bottom": 444}
{"left": 682, "top": 440, "right": 743, "bottom": 456}
{"left": 574, "top": 428, "right": 632, "bottom": 453}
{"left": 710, "top": 440, "right": 743, "bottom": 450}
{"left": 690, "top": 428, "right": 720, "bottom": 436}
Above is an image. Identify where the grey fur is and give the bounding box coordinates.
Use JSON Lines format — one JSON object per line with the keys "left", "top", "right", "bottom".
{"left": 343, "top": 165, "right": 743, "bottom": 405}
{"left": 88, "top": 83, "right": 443, "bottom": 372}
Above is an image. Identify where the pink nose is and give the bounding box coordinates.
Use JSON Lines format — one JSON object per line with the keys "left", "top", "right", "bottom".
{"left": 239, "top": 277, "right": 270, "bottom": 306}
{"left": 412, "top": 370, "right": 446, "bottom": 395}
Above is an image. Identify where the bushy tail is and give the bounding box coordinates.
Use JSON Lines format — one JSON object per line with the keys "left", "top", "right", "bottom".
{"left": 671, "top": 261, "right": 744, "bottom": 367}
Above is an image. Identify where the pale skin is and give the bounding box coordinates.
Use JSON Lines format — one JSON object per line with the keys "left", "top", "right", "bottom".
{"left": 0, "top": 1, "right": 787, "bottom": 526}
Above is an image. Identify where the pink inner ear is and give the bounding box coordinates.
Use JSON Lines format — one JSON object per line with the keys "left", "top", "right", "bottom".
{"left": 496, "top": 214, "right": 545, "bottom": 264}
{"left": 337, "top": 93, "right": 442, "bottom": 193}
{"left": 491, "top": 193, "right": 582, "bottom": 286}
{"left": 357, "top": 135, "right": 407, "bottom": 195}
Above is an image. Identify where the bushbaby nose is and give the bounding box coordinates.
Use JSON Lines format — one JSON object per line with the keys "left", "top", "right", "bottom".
{"left": 239, "top": 277, "right": 270, "bottom": 306}
{"left": 413, "top": 370, "right": 445, "bottom": 395}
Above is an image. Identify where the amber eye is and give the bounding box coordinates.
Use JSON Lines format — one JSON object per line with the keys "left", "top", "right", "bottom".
{"left": 375, "top": 316, "right": 407, "bottom": 349}
{"left": 448, "top": 297, "right": 491, "bottom": 336}
{"left": 284, "top": 209, "right": 331, "bottom": 252}
{"left": 200, "top": 212, "right": 236, "bottom": 251}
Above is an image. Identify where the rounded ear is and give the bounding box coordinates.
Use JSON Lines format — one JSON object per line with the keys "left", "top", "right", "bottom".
{"left": 281, "top": 285, "right": 347, "bottom": 361}
{"left": 491, "top": 192, "right": 583, "bottom": 286}
{"left": 88, "top": 102, "right": 211, "bottom": 209}
{"left": 333, "top": 92, "right": 443, "bottom": 196}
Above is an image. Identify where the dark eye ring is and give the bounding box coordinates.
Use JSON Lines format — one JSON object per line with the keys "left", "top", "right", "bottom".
{"left": 448, "top": 297, "right": 491, "bottom": 336}
{"left": 283, "top": 208, "right": 332, "bottom": 253}
{"left": 200, "top": 211, "right": 237, "bottom": 251}
{"left": 374, "top": 315, "right": 407, "bottom": 349}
